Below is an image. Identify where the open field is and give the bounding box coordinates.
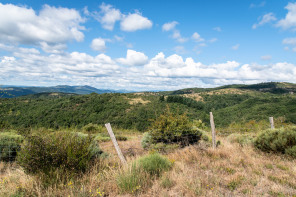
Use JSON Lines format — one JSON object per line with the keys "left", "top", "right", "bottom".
{"left": 1, "top": 131, "right": 296, "bottom": 197}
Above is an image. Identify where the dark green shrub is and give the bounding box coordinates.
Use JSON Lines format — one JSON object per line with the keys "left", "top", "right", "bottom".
{"left": 149, "top": 109, "right": 202, "bottom": 146}
{"left": 17, "top": 131, "right": 103, "bottom": 175}
{"left": 0, "top": 132, "right": 24, "bottom": 162}
{"left": 116, "top": 135, "right": 128, "bottom": 141}
{"left": 254, "top": 126, "right": 296, "bottom": 157}
{"left": 285, "top": 146, "right": 296, "bottom": 157}
{"left": 82, "top": 123, "right": 103, "bottom": 134}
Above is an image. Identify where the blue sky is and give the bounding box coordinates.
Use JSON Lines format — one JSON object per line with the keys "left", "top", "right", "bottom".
{"left": 0, "top": 0, "right": 296, "bottom": 91}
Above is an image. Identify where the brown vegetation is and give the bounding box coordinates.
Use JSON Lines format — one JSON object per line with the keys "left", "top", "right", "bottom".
{"left": 1, "top": 134, "right": 296, "bottom": 197}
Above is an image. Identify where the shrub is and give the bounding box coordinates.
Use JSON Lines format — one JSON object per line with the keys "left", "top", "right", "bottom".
{"left": 137, "top": 153, "right": 172, "bottom": 177}
{"left": 254, "top": 126, "right": 296, "bottom": 157}
{"left": 116, "top": 153, "right": 172, "bottom": 194}
{"left": 141, "top": 132, "right": 152, "bottom": 149}
{"left": 17, "top": 131, "right": 103, "bottom": 175}
{"left": 0, "top": 132, "right": 24, "bottom": 162}
{"left": 227, "top": 133, "right": 254, "bottom": 146}
{"left": 82, "top": 123, "right": 103, "bottom": 134}
{"left": 116, "top": 135, "right": 128, "bottom": 141}
{"left": 148, "top": 109, "right": 202, "bottom": 146}
{"left": 94, "top": 135, "right": 111, "bottom": 142}
{"left": 285, "top": 146, "right": 296, "bottom": 158}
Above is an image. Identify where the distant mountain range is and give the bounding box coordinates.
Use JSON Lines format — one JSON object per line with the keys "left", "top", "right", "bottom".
{"left": 1, "top": 82, "right": 296, "bottom": 98}
{"left": 0, "top": 85, "right": 120, "bottom": 98}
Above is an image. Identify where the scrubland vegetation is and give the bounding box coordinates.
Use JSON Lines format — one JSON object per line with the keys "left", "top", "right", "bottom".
{"left": 0, "top": 82, "right": 296, "bottom": 196}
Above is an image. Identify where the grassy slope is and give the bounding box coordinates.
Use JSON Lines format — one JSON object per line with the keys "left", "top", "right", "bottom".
{"left": 1, "top": 134, "right": 295, "bottom": 197}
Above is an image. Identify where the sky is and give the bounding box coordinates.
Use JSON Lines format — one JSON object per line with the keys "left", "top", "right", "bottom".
{"left": 0, "top": 0, "right": 296, "bottom": 91}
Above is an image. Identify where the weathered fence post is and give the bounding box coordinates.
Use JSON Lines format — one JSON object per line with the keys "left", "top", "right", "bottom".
{"left": 105, "top": 123, "right": 127, "bottom": 165}
{"left": 269, "top": 117, "right": 275, "bottom": 129}
{"left": 210, "top": 112, "right": 216, "bottom": 149}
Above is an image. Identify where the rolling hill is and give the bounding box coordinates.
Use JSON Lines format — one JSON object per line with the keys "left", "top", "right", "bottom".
{"left": 0, "top": 85, "right": 116, "bottom": 98}
{"left": 0, "top": 82, "right": 295, "bottom": 131}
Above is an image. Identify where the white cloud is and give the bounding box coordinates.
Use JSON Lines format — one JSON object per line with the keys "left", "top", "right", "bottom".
{"left": 252, "top": 12, "right": 277, "bottom": 29}
{"left": 1, "top": 45, "right": 296, "bottom": 91}
{"left": 293, "top": 47, "right": 296, "bottom": 52}
{"left": 192, "top": 32, "right": 205, "bottom": 42}
{"left": 172, "top": 30, "right": 188, "bottom": 43}
{"left": 213, "top": 27, "right": 222, "bottom": 32}
{"left": 261, "top": 55, "right": 272, "bottom": 60}
{"left": 91, "top": 38, "right": 107, "bottom": 52}
{"left": 114, "top": 35, "right": 124, "bottom": 42}
{"left": 209, "top": 38, "right": 218, "bottom": 43}
{"left": 120, "top": 12, "right": 152, "bottom": 32}
{"left": 276, "top": 2, "right": 296, "bottom": 30}
{"left": 39, "top": 42, "right": 67, "bottom": 54}
{"left": 95, "top": 3, "right": 121, "bottom": 31}
{"left": 250, "top": 2, "right": 266, "bottom": 8}
{"left": 174, "top": 46, "right": 186, "bottom": 54}
{"left": 0, "top": 3, "right": 85, "bottom": 45}
{"left": 117, "top": 49, "right": 148, "bottom": 66}
{"left": 232, "top": 44, "right": 240, "bottom": 50}
{"left": 283, "top": 37, "right": 296, "bottom": 45}
{"left": 162, "top": 21, "right": 178, "bottom": 31}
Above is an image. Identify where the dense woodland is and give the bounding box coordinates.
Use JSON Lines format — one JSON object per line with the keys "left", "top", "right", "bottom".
{"left": 0, "top": 82, "right": 296, "bottom": 132}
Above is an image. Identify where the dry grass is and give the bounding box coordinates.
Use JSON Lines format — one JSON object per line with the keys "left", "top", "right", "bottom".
{"left": 1, "top": 135, "right": 296, "bottom": 197}
{"left": 128, "top": 97, "right": 151, "bottom": 105}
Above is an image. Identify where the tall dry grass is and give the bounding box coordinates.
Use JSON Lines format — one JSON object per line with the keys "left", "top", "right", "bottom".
{"left": 1, "top": 135, "right": 296, "bottom": 197}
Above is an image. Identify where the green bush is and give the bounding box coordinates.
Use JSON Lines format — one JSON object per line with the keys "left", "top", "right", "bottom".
{"left": 116, "top": 153, "right": 172, "bottom": 194}
{"left": 82, "top": 123, "right": 103, "bottom": 134}
{"left": 141, "top": 132, "right": 152, "bottom": 149}
{"left": 227, "top": 133, "right": 254, "bottom": 146}
{"left": 285, "top": 146, "right": 296, "bottom": 157}
{"left": 137, "top": 153, "right": 172, "bottom": 177}
{"left": 116, "top": 135, "right": 128, "bottom": 141}
{"left": 148, "top": 109, "right": 202, "bottom": 146}
{"left": 17, "top": 131, "right": 103, "bottom": 175}
{"left": 0, "top": 132, "right": 24, "bottom": 161}
{"left": 254, "top": 126, "right": 296, "bottom": 157}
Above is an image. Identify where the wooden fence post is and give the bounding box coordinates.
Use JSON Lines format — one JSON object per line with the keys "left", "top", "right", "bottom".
{"left": 269, "top": 117, "right": 275, "bottom": 129}
{"left": 210, "top": 112, "right": 216, "bottom": 149}
{"left": 105, "top": 123, "right": 127, "bottom": 165}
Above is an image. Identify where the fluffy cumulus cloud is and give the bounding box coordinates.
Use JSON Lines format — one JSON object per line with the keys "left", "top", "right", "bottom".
{"left": 192, "top": 32, "right": 204, "bottom": 42}
{"left": 95, "top": 3, "right": 121, "bottom": 31}
{"left": 0, "top": 3, "right": 85, "bottom": 46}
{"left": 120, "top": 12, "right": 152, "bottom": 32}
{"left": 276, "top": 2, "right": 296, "bottom": 30}
{"left": 162, "top": 21, "right": 188, "bottom": 43}
{"left": 283, "top": 37, "right": 296, "bottom": 45}
{"left": 90, "top": 3, "right": 153, "bottom": 32}
{"left": 117, "top": 49, "right": 148, "bottom": 66}
{"left": 252, "top": 12, "right": 277, "bottom": 29}
{"left": 1, "top": 44, "right": 296, "bottom": 91}
{"left": 91, "top": 38, "right": 107, "bottom": 52}
{"left": 162, "top": 21, "right": 178, "bottom": 31}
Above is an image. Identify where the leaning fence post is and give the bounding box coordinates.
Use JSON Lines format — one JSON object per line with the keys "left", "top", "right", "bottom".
{"left": 269, "top": 117, "right": 275, "bottom": 129}
{"left": 105, "top": 123, "right": 127, "bottom": 165}
{"left": 210, "top": 112, "right": 216, "bottom": 149}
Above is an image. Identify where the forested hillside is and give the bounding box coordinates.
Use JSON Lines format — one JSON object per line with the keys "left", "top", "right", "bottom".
{"left": 0, "top": 82, "right": 296, "bottom": 131}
